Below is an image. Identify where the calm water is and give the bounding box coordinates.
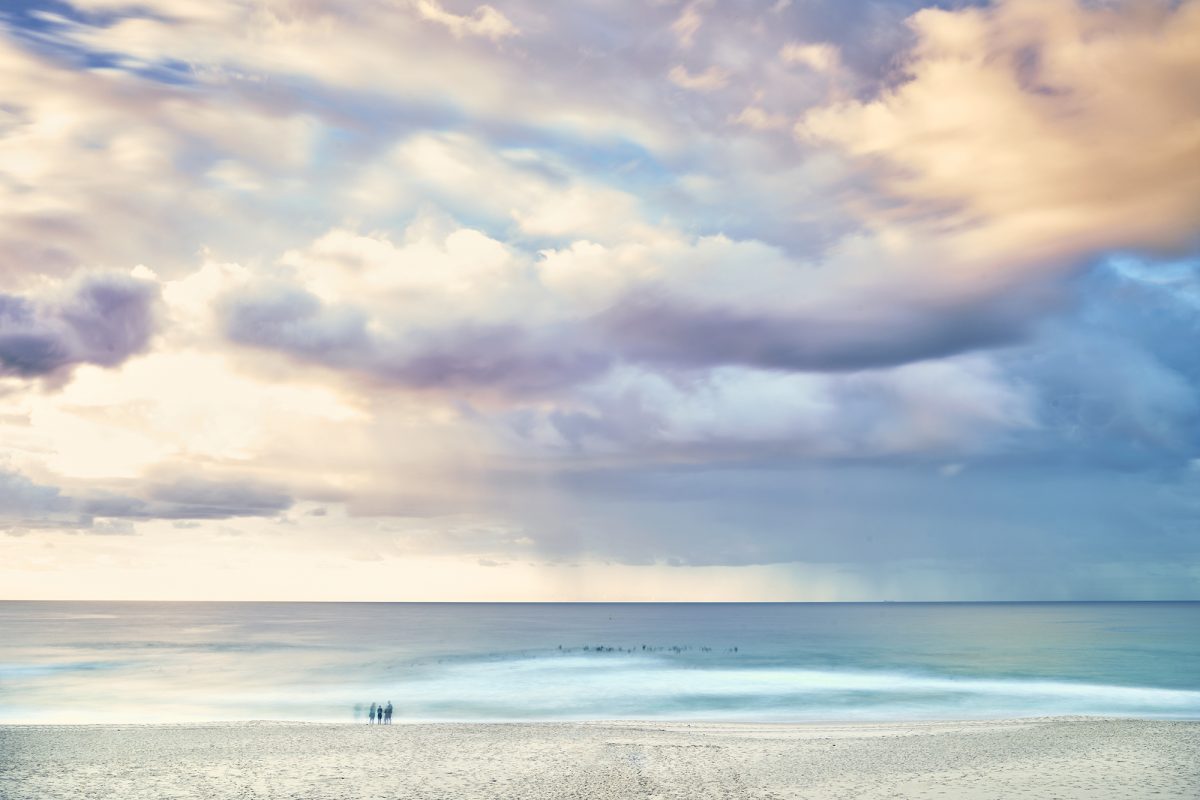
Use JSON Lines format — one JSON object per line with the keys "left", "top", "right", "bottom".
{"left": 1, "top": 602, "right": 1197, "bottom": 724}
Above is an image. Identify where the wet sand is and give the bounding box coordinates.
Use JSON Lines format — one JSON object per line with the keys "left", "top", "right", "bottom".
{"left": 1, "top": 717, "right": 1197, "bottom": 799}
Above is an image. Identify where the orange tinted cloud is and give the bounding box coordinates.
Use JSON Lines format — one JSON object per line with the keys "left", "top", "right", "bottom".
{"left": 802, "top": 0, "right": 1200, "bottom": 269}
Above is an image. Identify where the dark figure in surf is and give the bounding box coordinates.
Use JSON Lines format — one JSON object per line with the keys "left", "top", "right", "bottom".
{"left": 368, "top": 702, "right": 377, "bottom": 724}
{"left": 384, "top": 702, "right": 393, "bottom": 724}
{"left": 376, "top": 704, "right": 384, "bottom": 724}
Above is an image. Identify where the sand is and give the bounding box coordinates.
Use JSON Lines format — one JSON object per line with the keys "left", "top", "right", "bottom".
{"left": 1, "top": 717, "right": 1197, "bottom": 799}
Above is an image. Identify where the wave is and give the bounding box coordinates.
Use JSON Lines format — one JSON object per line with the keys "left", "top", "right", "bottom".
{"left": 375, "top": 654, "right": 1200, "bottom": 722}
{"left": 9, "top": 652, "right": 1197, "bottom": 723}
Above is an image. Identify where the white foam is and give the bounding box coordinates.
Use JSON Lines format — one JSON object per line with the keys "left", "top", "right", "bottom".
{"left": 377, "top": 654, "right": 1200, "bottom": 721}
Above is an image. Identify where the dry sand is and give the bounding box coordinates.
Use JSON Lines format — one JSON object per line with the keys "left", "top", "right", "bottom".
{"left": 1, "top": 717, "right": 1197, "bottom": 799}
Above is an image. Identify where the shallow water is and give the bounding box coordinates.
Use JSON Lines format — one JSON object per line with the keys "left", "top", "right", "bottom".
{"left": 1, "top": 602, "right": 1197, "bottom": 723}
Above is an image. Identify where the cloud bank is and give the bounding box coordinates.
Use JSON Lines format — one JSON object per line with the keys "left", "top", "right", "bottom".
{"left": 0, "top": 0, "right": 1197, "bottom": 598}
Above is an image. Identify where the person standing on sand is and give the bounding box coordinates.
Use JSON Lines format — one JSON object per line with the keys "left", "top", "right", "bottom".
{"left": 384, "top": 702, "right": 393, "bottom": 724}
{"left": 376, "top": 704, "right": 383, "bottom": 724}
{"left": 368, "top": 702, "right": 377, "bottom": 724}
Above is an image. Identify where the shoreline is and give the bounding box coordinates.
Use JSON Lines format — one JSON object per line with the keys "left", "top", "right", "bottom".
{"left": 3, "top": 712, "right": 1198, "bottom": 726}
{"left": 4, "top": 711, "right": 1200, "bottom": 727}
{"left": 3, "top": 716, "right": 1198, "bottom": 799}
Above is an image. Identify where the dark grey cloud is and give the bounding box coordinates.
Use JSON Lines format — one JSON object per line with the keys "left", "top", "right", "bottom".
{"left": 218, "top": 273, "right": 1049, "bottom": 396}
{"left": 221, "top": 284, "right": 371, "bottom": 364}
{"left": 221, "top": 285, "right": 610, "bottom": 395}
{"left": 0, "top": 273, "right": 158, "bottom": 380}
{"left": 80, "top": 475, "right": 293, "bottom": 521}
{"left": 146, "top": 475, "right": 293, "bottom": 518}
{"left": 380, "top": 324, "right": 610, "bottom": 394}
{"left": 1, "top": 468, "right": 293, "bottom": 532}
{"left": 596, "top": 285, "right": 1044, "bottom": 373}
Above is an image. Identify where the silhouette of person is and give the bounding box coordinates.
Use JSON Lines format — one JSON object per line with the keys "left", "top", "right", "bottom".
{"left": 384, "top": 701, "right": 393, "bottom": 724}
{"left": 368, "top": 702, "right": 377, "bottom": 724}
{"left": 376, "top": 704, "right": 383, "bottom": 724}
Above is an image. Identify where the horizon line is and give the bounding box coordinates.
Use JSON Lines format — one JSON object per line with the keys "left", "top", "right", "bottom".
{"left": 2, "top": 599, "right": 1198, "bottom": 604}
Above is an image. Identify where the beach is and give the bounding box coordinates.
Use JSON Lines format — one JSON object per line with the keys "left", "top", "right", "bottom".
{"left": 2, "top": 717, "right": 1197, "bottom": 799}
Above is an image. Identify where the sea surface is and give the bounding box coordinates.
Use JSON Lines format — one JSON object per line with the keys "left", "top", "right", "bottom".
{"left": 1, "top": 602, "right": 1198, "bottom": 724}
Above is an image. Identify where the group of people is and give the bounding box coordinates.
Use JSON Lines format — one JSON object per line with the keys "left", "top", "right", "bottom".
{"left": 366, "top": 701, "right": 393, "bottom": 724}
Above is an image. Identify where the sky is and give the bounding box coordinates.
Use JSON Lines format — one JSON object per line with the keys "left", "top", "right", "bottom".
{"left": 0, "top": 0, "right": 1198, "bottom": 601}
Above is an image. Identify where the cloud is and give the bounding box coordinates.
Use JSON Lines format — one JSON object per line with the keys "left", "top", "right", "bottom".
{"left": 801, "top": 0, "right": 1200, "bottom": 263}
{"left": 997, "top": 257, "right": 1200, "bottom": 465}
{"left": 520, "top": 357, "right": 1034, "bottom": 459}
{"left": 40, "top": 0, "right": 676, "bottom": 151}
{"left": 221, "top": 281, "right": 610, "bottom": 395}
{"left": 208, "top": 214, "right": 1059, "bottom": 405}
{"left": 413, "top": 0, "right": 518, "bottom": 41}
{"left": 221, "top": 283, "right": 371, "bottom": 366}
{"left": 352, "top": 132, "right": 645, "bottom": 243}
{"left": 671, "top": 3, "right": 704, "bottom": 48}
{"left": 210, "top": 221, "right": 615, "bottom": 396}
{"left": 83, "top": 474, "right": 293, "bottom": 520}
{"left": 731, "top": 105, "right": 789, "bottom": 131}
{"left": 379, "top": 324, "right": 610, "bottom": 394}
{"left": 0, "top": 468, "right": 71, "bottom": 526}
{"left": 0, "top": 273, "right": 158, "bottom": 382}
{"left": 0, "top": 466, "right": 293, "bottom": 532}
{"left": 668, "top": 64, "right": 730, "bottom": 92}
{"left": 780, "top": 42, "right": 840, "bottom": 72}
{"left": 0, "top": 26, "right": 320, "bottom": 281}
{"left": 1, "top": 0, "right": 1198, "bottom": 597}
{"left": 596, "top": 284, "right": 1037, "bottom": 373}
{"left": 542, "top": 227, "right": 1076, "bottom": 375}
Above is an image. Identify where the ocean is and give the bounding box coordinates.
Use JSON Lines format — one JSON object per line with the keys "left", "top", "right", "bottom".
{"left": 1, "top": 602, "right": 1197, "bottom": 724}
